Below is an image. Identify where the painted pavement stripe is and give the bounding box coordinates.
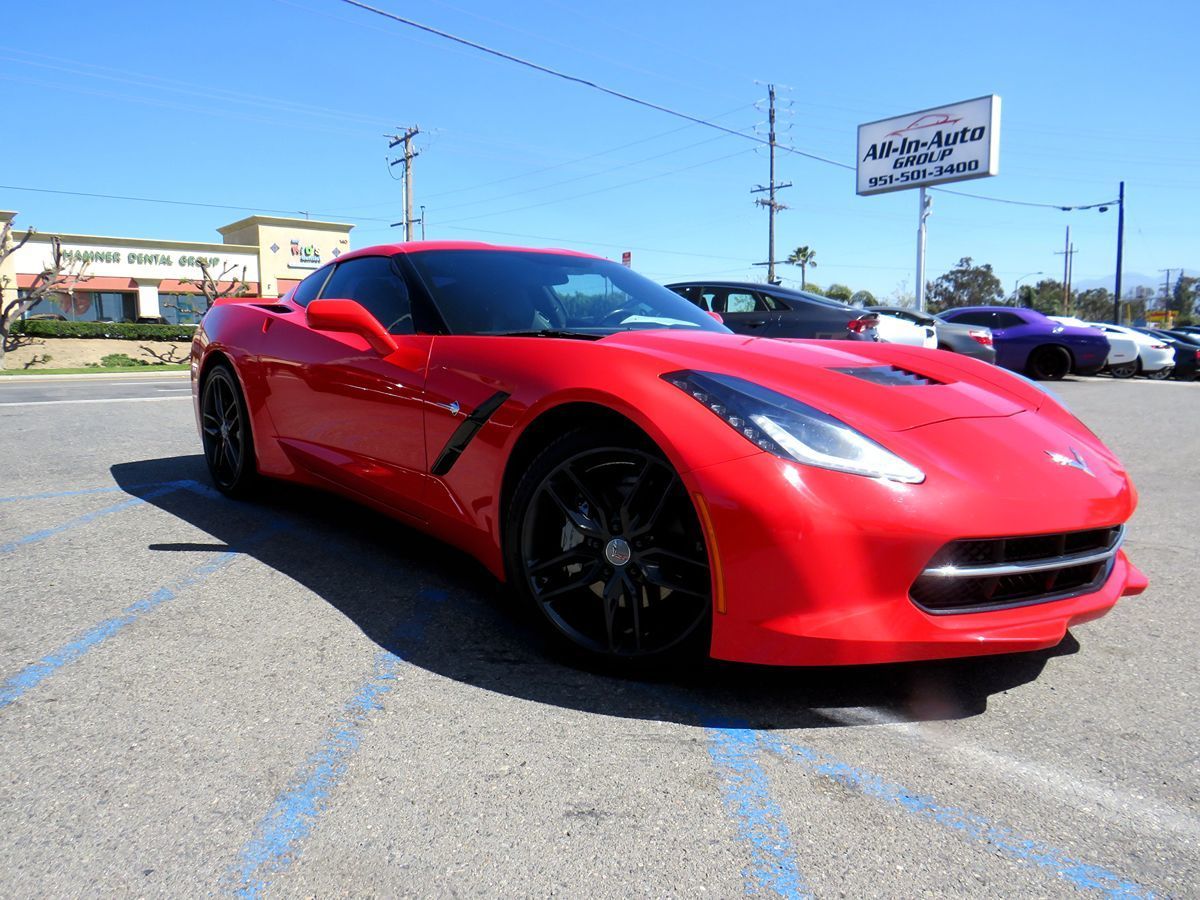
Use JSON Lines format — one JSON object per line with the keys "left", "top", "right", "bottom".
{"left": 0, "top": 483, "right": 189, "bottom": 554}
{"left": 706, "top": 726, "right": 811, "bottom": 899}
{"left": 0, "top": 396, "right": 192, "bottom": 407}
{"left": 225, "top": 588, "right": 448, "bottom": 898}
{"left": 0, "top": 524, "right": 286, "bottom": 710}
{"left": 0, "top": 482, "right": 176, "bottom": 503}
{"left": 757, "top": 731, "right": 1157, "bottom": 899}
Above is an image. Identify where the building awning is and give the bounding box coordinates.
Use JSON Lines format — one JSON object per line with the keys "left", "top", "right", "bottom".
{"left": 16, "top": 275, "right": 136, "bottom": 291}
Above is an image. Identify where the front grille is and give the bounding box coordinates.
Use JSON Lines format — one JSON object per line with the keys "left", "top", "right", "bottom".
{"left": 911, "top": 526, "right": 1123, "bottom": 614}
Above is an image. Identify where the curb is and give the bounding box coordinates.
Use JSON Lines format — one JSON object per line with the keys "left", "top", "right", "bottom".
{"left": 0, "top": 371, "right": 190, "bottom": 383}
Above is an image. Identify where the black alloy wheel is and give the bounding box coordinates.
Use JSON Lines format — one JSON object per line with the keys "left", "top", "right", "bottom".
{"left": 1145, "top": 366, "right": 1174, "bottom": 381}
{"left": 1109, "top": 361, "right": 1138, "bottom": 379}
{"left": 1027, "top": 345, "right": 1072, "bottom": 381}
{"left": 509, "top": 429, "right": 712, "bottom": 663}
{"left": 200, "top": 364, "right": 258, "bottom": 497}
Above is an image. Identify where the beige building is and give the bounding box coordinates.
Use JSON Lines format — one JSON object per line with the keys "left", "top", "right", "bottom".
{"left": 0, "top": 211, "right": 353, "bottom": 324}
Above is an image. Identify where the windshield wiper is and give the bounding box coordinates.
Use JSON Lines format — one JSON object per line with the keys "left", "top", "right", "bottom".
{"left": 488, "top": 329, "right": 601, "bottom": 340}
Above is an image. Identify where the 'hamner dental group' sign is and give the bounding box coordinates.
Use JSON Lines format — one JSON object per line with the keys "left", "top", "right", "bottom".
{"left": 12, "top": 240, "right": 260, "bottom": 281}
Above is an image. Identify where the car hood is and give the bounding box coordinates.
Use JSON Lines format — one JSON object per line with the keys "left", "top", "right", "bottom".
{"left": 600, "top": 330, "right": 1040, "bottom": 432}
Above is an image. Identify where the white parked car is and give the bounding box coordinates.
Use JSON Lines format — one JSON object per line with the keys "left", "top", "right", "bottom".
{"left": 1049, "top": 316, "right": 1139, "bottom": 378}
{"left": 870, "top": 308, "right": 938, "bottom": 347}
{"left": 1085, "top": 322, "right": 1176, "bottom": 379}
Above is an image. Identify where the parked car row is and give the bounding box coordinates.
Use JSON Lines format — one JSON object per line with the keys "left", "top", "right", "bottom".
{"left": 663, "top": 282, "right": 1196, "bottom": 383}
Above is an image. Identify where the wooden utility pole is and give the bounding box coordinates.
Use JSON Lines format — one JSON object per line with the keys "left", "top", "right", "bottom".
{"left": 1054, "top": 225, "right": 1076, "bottom": 315}
{"left": 387, "top": 125, "right": 421, "bottom": 240}
{"left": 751, "top": 85, "right": 790, "bottom": 284}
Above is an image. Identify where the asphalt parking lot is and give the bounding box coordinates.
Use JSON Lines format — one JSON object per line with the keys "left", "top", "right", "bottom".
{"left": 0, "top": 371, "right": 1196, "bottom": 898}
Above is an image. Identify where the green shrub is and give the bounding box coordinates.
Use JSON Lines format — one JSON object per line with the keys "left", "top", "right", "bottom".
{"left": 12, "top": 320, "right": 197, "bottom": 342}
{"left": 97, "top": 353, "right": 150, "bottom": 368}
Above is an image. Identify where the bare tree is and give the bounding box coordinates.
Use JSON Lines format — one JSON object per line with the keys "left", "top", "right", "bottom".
{"left": 0, "top": 220, "right": 90, "bottom": 369}
{"left": 174, "top": 259, "right": 250, "bottom": 320}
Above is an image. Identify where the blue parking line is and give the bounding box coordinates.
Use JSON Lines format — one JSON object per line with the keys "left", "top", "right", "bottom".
{"left": 226, "top": 588, "right": 448, "bottom": 898}
{"left": 755, "top": 732, "right": 1156, "bottom": 899}
{"left": 706, "top": 726, "right": 810, "bottom": 899}
{"left": 0, "top": 524, "right": 287, "bottom": 711}
{"left": 0, "top": 482, "right": 191, "bottom": 554}
{"left": 0, "top": 481, "right": 174, "bottom": 503}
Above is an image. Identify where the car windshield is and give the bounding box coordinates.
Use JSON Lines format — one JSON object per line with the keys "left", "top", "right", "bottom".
{"left": 406, "top": 250, "right": 729, "bottom": 337}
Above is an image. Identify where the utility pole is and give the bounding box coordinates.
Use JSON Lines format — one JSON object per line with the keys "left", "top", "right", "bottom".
{"left": 1054, "top": 225, "right": 1076, "bottom": 315}
{"left": 1159, "top": 268, "right": 1175, "bottom": 307}
{"left": 387, "top": 125, "right": 420, "bottom": 240}
{"left": 1113, "top": 181, "right": 1125, "bottom": 324}
{"left": 751, "top": 84, "right": 791, "bottom": 284}
{"left": 915, "top": 189, "right": 932, "bottom": 311}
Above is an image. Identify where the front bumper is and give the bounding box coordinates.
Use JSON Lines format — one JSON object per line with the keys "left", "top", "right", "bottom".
{"left": 686, "top": 416, "right": 1143, "bottom": 666}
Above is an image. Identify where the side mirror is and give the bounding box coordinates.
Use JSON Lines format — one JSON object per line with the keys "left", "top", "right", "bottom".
{"left": 306, "top": 298, "right": 398, "bottom": 355}
{"left": 707, "top": 310, "right": 724, "bottom": 324}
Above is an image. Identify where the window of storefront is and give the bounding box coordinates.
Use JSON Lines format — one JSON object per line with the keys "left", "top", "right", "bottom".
{"left": 159, "top": 293, "right": 206, "bottom": 325}
{"left": 22, "top": 291, "right": 135, "bottom": 322}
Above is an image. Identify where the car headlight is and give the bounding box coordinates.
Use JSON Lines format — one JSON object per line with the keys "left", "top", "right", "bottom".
{"left": 663, "top": 370, "right": 925, "bottom": 484}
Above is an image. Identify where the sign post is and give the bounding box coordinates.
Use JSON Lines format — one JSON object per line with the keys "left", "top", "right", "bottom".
{"left": 857, "top": 95, "right": 1001, "bottom": 311}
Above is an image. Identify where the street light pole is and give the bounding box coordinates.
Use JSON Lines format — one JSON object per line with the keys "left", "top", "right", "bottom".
{"left": 1113, "top": 181, "right": 1125, "bottom": 324}
{"left": 1013, "top": 271, "right": 1042, "bottom": 301}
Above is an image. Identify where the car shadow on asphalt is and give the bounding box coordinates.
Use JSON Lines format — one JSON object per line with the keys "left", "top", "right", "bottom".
{"left": 112, "top": 455, "right": 1078, "bottom": 731}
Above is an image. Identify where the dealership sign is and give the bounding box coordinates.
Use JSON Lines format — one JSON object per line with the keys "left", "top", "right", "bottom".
{"left": 856, "top": 95, "right": 1001, "bottom": 196}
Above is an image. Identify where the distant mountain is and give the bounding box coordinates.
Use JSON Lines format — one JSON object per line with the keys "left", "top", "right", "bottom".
{"left": 1072, "top": 271, "right": 1195, "bottom": 295}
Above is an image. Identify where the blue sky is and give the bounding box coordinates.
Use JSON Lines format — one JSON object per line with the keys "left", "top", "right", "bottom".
{"left": 3, "top": 0, "right": 1195, "bottom": 298}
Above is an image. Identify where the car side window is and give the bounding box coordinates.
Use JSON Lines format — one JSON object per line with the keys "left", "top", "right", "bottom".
{"left": 319, "top": 256, "right": 414, "bottom": 334}
{"left": 671, "top": 285, "right": 710, "bottom": 310}
{"left": 993, "top": 313, "right": 1025, "bottom": 329}
{"left": 292, "top": 266, "right": 333, "bottom": 307}
{"left": 946, "top": 311, "right": 991, "bottom": 327}
{"left": 725, "top": 292, "right": 758, "bottom": 314}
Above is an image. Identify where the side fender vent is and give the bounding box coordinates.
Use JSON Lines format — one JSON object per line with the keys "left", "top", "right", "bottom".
{"left": 830, "top": 365, "right": 944, "bottom": 386}
{"left": 252, "top": 303, "right": 293, "bottom": 314}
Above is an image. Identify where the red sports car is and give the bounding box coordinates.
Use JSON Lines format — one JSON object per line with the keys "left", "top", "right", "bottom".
{"left": 191, "top": 242, "right": 1146, "bottom": 667}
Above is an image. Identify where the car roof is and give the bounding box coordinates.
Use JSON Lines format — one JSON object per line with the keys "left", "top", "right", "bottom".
{"left": 335, "top": 241, "right": 603, "bottom": 264}
{"left": 665, "top": 281, "right": 854, "bottom": 309}
{"left": 868, "top": 305, "right": 932, "bottom": 317}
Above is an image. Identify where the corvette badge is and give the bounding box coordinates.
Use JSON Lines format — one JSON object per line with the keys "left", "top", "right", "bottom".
{"left": 1045, "top": 447, "right": 1093, "bottom": 476}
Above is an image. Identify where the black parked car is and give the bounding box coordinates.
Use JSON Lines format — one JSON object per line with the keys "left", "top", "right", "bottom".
{"left": 1137, "top": 328, "right": 1200, "bottom": 381}
{"left": 866, "top": 306, "right": 997, "bottom": 364}
{"left": 665, "top": 281, "right": 878, "bottom": 341}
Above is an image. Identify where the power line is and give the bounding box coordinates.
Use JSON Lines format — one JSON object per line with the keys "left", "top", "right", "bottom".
{"left": 337, "top": 0, "right": 778, "bottom": 150}
{"left": 336, "top": 0, "right": 1121, "bottom": 215}
{"left": 0, "top": 184, "right": 394, "bottom": 224}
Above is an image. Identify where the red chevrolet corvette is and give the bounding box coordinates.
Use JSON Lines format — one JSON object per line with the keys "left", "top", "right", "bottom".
{"left": 191, "top": 242, "right": 1146, "bottom": 666}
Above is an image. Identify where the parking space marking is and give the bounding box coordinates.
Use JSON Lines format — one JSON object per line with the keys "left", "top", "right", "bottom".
{"left": 226, "top": 588, "right": 448, "bottom": 898}
{"left": 755, "top": 731, "right": 1157, "bottom": 899}
{"left": 0, "top": 482, "right": 173, "bottom": 503}
{"left": 0, "top": 483, "right": 187, "bottom": 554}
{"left": 0, "top": 397, "right": 192, "bottom": 407}
{"left": 819, "top": 705, "right": 1200, "bottom": 843}
{"left": 0, "top": 524, "right": 286, "bottom": 710}
{"left": 706, "top": 726, "right": 809, "bottom": 899}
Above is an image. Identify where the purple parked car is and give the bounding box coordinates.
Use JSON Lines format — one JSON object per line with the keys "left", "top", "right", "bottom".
{"left": 937, "top": 306, "right": 1109, "bottom": 380}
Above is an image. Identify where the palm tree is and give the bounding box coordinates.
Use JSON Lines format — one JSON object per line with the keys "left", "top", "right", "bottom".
{"left": 786, "top": 246, "right": 817, "bottom": 289}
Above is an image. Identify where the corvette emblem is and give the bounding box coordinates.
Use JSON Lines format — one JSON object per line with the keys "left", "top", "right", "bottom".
{"left": 1045, "top": 447, "right": 1093, "bottom": 476}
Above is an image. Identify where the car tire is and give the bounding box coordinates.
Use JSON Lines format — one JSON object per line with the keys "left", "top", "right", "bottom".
{"left": 200, "top": 362, "right": 259, "bottom": 498}
{"left": 1026, "top": 345, "right": 1072, "bottom": 381}
{"left": 505, "top": 426, "right": 712, "bottom": 668}
{"left": 1109, "top": 361, "right": 1138, "bottom": 379}
{"left": 1145, "top": 366, "right": 1173, "bottom": 381}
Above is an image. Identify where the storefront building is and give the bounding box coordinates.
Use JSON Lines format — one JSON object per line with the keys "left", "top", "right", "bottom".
{"left": 0, "top": 212, "right": 353, "bottom": 324}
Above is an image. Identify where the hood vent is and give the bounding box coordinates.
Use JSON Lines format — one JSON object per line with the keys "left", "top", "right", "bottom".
{"left": 830, "top": 365, "right": 944, "bottom": 387}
